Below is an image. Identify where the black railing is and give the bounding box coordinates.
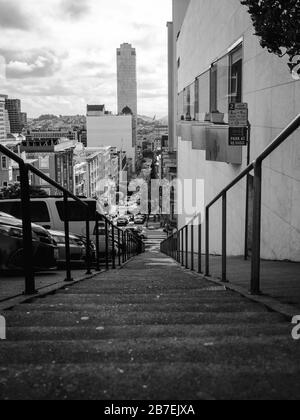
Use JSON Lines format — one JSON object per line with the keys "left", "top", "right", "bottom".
{"left": 161, "top": 114, "right": 300, "bottom": 295}
{"left": 161, "top": 213, "right": 202, "bottom": 274}
{"left": 0, "top": 145, "right": 145, "bottom": 296}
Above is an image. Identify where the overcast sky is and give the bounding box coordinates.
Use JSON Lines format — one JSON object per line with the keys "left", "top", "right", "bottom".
{"left": 0, "top": 0, "right": 172, "bottom": 118}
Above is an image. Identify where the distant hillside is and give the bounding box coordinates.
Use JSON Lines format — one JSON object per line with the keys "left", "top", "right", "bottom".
{"left": 138, "top": 115, "right": 168, "bottom": 124}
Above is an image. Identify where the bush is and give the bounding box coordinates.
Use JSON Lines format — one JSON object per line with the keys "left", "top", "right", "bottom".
{"left": 241, "top": 0, "right": 300, "bottom": 76}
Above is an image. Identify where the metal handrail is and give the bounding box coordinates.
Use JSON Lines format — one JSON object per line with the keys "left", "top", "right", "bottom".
{"left": 205, "top": 114, "right": 300, "bottom": 293}
{"left": 161, "top": 114, "right": 300, "bottom": 295}
{"left": 0, "top": 143, "right": 144, "bottom": 296}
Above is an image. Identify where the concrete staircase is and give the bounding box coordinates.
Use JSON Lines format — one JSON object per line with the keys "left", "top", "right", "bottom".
{"left": 0, "top": 249, "right": 300, "bottom": 400}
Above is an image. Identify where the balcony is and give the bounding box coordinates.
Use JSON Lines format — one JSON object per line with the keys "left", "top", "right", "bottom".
{"left": 177, "top": 120, "right": 242, "bottom": 165}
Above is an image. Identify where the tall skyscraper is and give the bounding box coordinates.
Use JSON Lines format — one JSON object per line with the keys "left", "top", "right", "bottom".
{"left": 117, "top": 43, "right": 137, "bottom": 117}
{"left": 5, "top": 98, "right": 23, "bottom": 134}
{"left": 117, "top": 43, "right": 137, "bottom": 148}
{"left": 0, "top": 94, "right": 8, "bottom": 141}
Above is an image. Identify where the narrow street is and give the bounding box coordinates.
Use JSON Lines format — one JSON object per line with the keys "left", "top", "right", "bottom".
{"left": 0, "top": 229, "right": 299, "bottom": 400}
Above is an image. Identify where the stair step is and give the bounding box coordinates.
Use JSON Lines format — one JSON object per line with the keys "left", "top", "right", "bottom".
{"left": 6, "top": 323, "right": 290, "bottom": 341}
{"left": 14, "top": 302, "right": 270, "bottom": 314}
{"left": 4, "top": 310, "right": 285, "bottom": 327}
{"left": 38, "top": 293, "right": 253, "bottom": 305}
{"left": 0, "top": 362, "right": 299, "bottom": 400}
{"left": 0, "top": 336, "right": 298, "bottom": 366}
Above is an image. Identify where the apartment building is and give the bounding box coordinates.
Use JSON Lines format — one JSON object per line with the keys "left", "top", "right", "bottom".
{"left": 87, "top": 105, "right": 135, "bottom": 172}
{"left": 171, "top": 0, "right": 300, "bottom": 261}
{"left": 20, "top": 137, "right": 76, "bottom": 195}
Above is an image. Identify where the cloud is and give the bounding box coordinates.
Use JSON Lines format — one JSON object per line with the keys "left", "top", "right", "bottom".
{"left": 0, "top": 0, "right": 30, "bottom": 30}
{"left": 61, "top": 0, "right": 90, "bottom": 19}
{"left": 0, "top": 49, "right": 64, "bottom": 79}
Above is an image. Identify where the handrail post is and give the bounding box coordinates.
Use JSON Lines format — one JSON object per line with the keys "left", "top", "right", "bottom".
{"left": 95, "top": 213, "right": 101, "bottom": 271}
{"left": 185, "top": 225, "right": 189, "bottom": 269}
{"left": 181, "top": 229, "right": 184, "bottom": 266}
{"left": 85, "top": 206, "right": 92, "bottom": 275}
{"left": 118, "top": 229, "right": 121, "bottom": 266}
{"left": 191, "top": 223, "right": 194, "bottom": 271}
{"left": 122, "top": 230, "right": 126, "bottom": 263}
{"left": 251, "top": 161, "right": 262, "bottom": 295}
{"left": 111, "top": 222, "right": 116, "bottom": 269}
{"left": 177, "top": 231, "right": 180, "bottom": 262}
{"left": 20, "top": 163, "right": 36, "bottom": 295}
{"left": 105, "top": 218, "right": 109, "bottom": 270}
{"left": 198, "top": 222, "right": 202, "bottom": 274}
{"left": 64, "top": 192, "right": 73, "bottom": 282}
{"left": 205, "top": 207, "right": 210, "bottom": 276}
{"left": 222, "top": 193, "right": 228, "bottom": 283}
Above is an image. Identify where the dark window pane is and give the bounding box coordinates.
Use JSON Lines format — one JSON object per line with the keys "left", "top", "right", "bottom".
{"left": 0, "top": 201, "right": 50, "bottom": 223}
{"left": 56, "top": 200, "right": 96, "bottom": 222}
{"left": 210, "top": 64, "right": 218, "bottom": 112}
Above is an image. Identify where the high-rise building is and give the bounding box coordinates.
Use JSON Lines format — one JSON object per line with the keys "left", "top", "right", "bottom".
{"left": 86, "top": 104, "right": 135, "bottom": 172}
{"left": 117, "top": 43, "right": 137, "bottom": 148}
{"left": 5, "top": 98, "right": 23, "bottom": 134}
{"left": 20, "top": 112, "right": 28, "bottom": 130}
{"left": 0, "top": 95, "right": 7, "bottom": 141}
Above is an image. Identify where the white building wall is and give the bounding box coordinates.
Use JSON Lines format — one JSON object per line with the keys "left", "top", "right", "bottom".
{"left": 87, "top": 115, "right": 135, "bottom": 170}
{"left": 176, "top": 0, "right": 300, "bottom": 261}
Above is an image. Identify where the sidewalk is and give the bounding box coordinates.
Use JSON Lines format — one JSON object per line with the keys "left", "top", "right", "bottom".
{"left": 186, "top": 253, "right": 300, "bottom": 312}
{"left": 0, "top": 269, "right": 91, "bottom": 303}
{"left": 1, "top": 250, "right": 300, "bottom": 400}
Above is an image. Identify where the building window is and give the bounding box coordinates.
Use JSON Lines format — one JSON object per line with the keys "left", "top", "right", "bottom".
{"left": 194, "top": 78, "right": 199, "bottom": 116}
{"left": 210, "top": 63, "right": 218, "bottom": 112}
{"left": 1, "top": 156, "right": 7, "bottom": 170}
{"left": 2, "top": 181, "right": 8, "bottom": 187}
{"left": 39, "top": 156, "right": 50, "bottom": 169}
{"left": 229, "top": 45, "right": 243, "bottom": 104}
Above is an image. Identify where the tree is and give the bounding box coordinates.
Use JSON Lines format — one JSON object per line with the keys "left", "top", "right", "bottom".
{"left": 241, "top": 0, "right": 300, "bottom": 76}
{"left": 0, "top": 183, "right": 49, "bottom": 199}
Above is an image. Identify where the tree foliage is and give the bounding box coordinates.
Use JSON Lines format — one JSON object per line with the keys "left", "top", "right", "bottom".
{"left": 0, "top": 183, "right": 49, "bottom": 199}
{"left": 241, "top": 0, "right": 300, "bottom": 75}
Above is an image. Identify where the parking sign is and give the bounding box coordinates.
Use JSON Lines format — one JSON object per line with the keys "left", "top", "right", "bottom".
{"left": 229, "top": 103, "right": 248, "bottom": 146}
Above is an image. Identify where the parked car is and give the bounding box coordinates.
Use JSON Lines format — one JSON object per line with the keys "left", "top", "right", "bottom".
{"left": 134, "top": 215, "right": 146, "bottom": 225}
{"left": 0, "top": 197, "right": 99, "bottom": 243}
{"left": 0, "top": 214, "right": 58, "bottom": 272}
{"left": 117, "top": 216, "right": 129, "bottom": 227}
{"left": 48, "top": 230, "right": 86, "bottom": 267}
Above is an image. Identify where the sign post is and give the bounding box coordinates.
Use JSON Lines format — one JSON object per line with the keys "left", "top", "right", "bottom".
{"left": 229, "top": 103, "right": 249, "bottom": 146}
{"left": 228, "top": 103, "right": 251, "bottom": 260}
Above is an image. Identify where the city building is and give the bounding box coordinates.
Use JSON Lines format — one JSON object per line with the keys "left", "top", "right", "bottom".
{"left": 86, "top": 105, "right": 135, "bottom": 172}
{"left": 171, "top": 0, "right": 300, "bottom": 261}
{"left": 167, "top": 0, "right": 191, "bottom": 152}
{"left": 117, "top": 43, "right": 138, "bottom": 148}
{"left": 26, "top": 130, "right": 78, "bottom": 144}
{"left": 0, "top": 137, "right": 24, "bottom": 188}
{"left": 117, "top": 43, "right": 137, "bottom": 118}
{"left": 5, "top": 98, "right": 23, "bottom": 134}
{"left": 20, "top": 112, "right": 28, "bottom": 130}
{"left": 20, "top": 137, "right": 76, "bottom": 195}
{"left": 0, "top": 95, "right": 7, "bottom": 141}
{"left": 74, "top": 162, "right": 88, "bottom": 197}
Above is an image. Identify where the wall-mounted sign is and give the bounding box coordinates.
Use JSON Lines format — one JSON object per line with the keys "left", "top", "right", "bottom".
{"left": 229, "top": 127, "right": 248, "bottom": 146}
{"left": 229, "top": 103, "right": 248, "bottom": 146}
{"left": 229, "top": 103, "right": 248, "bottom": 127}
